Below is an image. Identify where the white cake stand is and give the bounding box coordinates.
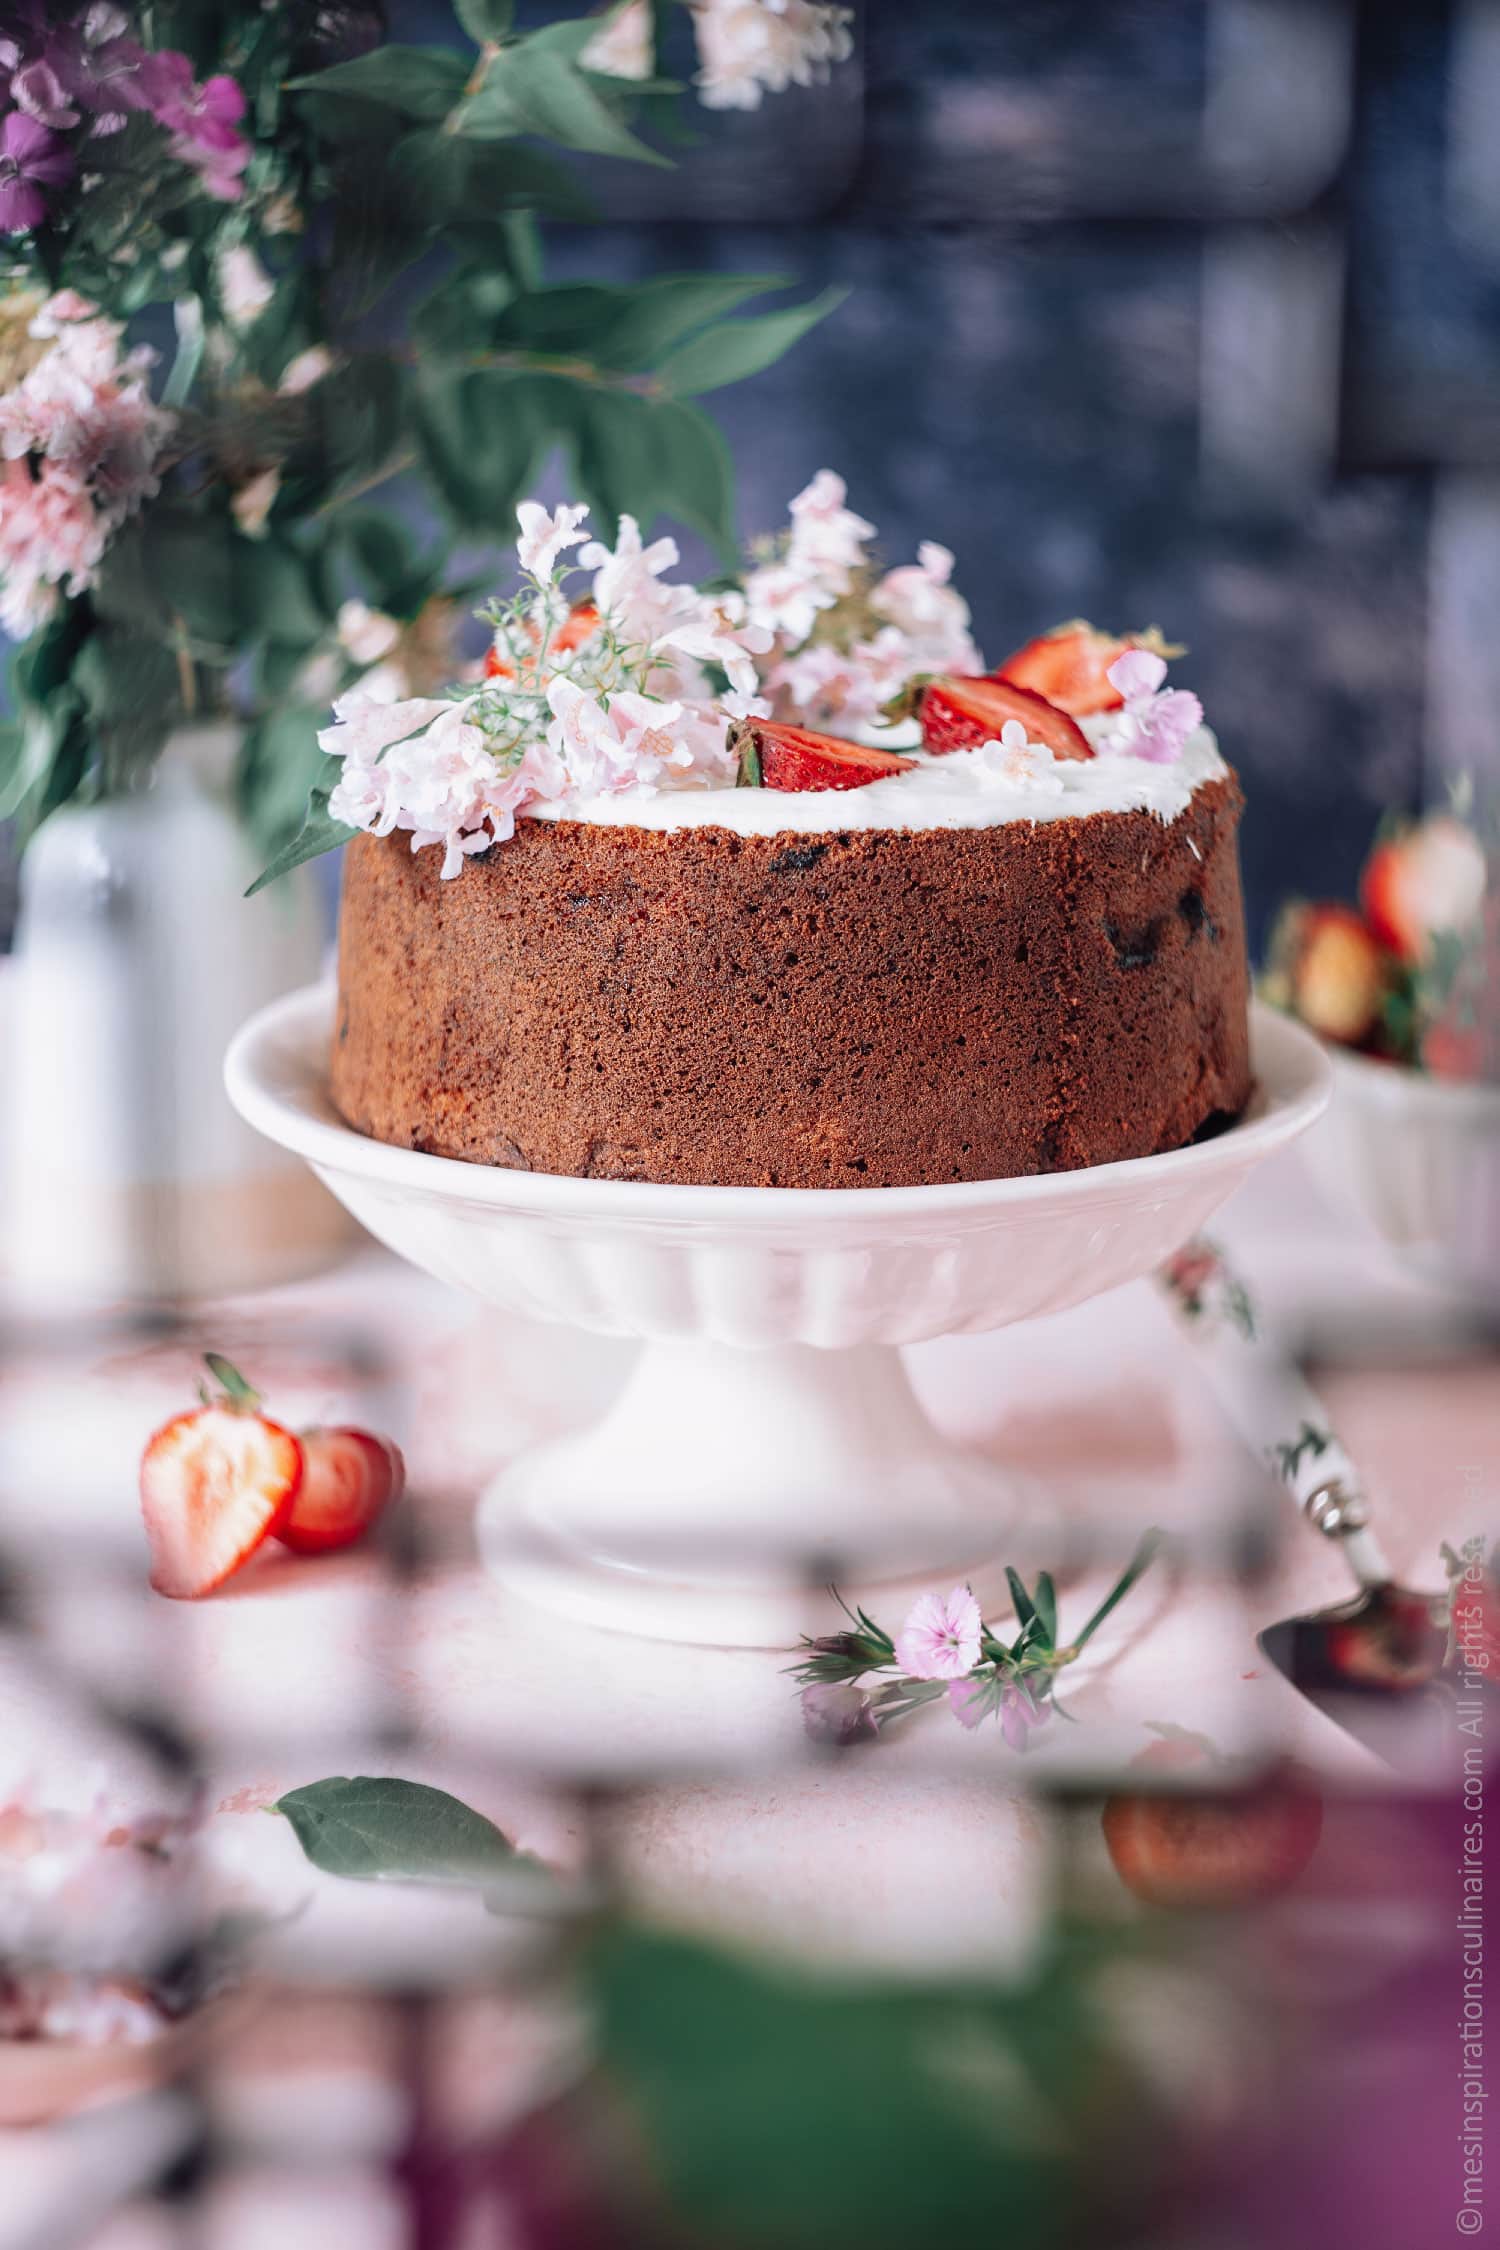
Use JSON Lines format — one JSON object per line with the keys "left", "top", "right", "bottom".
{"left": 226, "top": 990, "right": 1328, "bottom": 1643}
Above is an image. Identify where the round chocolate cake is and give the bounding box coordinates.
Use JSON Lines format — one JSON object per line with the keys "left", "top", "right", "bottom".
{"left": 331, "top": 722, "right": 1251, "bottom": 1189}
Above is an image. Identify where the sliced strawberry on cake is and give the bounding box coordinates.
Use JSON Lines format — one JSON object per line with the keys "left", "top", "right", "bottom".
{"left": 732, "top": 718, "right": 917, "bottom": 793}
{"left": 996, "top": 622, "right": 1180, "bottom": 717}
{"left": 917, "top": 675, "right": 1092, "bottom": 763}
{"left": 485, "top": 602, "right": 601, "bottom": 680}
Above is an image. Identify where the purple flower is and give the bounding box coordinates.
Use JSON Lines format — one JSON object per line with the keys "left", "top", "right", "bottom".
{"left": 12, "top": 60, "right": 79, "bottom": 129}
{"left": 800, "top": 1682, "right": 879, "bottom": 1746}
{"left": 893, "top": 1584, "right": 983, "bottom": 1680}
{"left": 0, "top": 112, "right": 74, "bottom": 233}
{"left": 1098, "top": 649, "right": 1203, "bottom": 766}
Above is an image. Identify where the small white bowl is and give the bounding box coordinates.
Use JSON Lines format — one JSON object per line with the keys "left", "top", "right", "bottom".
{"left": 1299, "top": 1039, "right": 1500, "bottom": 1299}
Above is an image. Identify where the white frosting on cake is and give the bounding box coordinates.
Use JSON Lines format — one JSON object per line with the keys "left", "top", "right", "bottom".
{"left": 525, "top": 715, "right": 1228, "bottom": 837}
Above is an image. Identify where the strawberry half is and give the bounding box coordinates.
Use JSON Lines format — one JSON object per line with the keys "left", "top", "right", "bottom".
{"left": 996, "top": 622, "right": 1179, "bottom": 717}
{"left": 277, "top": 1427, "right": 405, "bottom": 1555}
{"left": 734, "top": 718, "right": 916, "bottom": 793}
{"left": 140, "top": 1358, "right": 302, "bottom": 1599}
{"left": 918, "top": 675, "right": 1092, "bottom": 762}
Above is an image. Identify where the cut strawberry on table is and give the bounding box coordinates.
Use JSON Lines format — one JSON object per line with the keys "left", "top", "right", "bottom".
{"left": 996, "top": 622, "right": 1179, "bottom": 717}
{"left": 917, "top": 675, "right": 1092, "bottom": 762}
{"left": 278, "top": 1427, "right": 405, "bottom": 1555}
{"left": 733, "top": 718, "right": 917, "bottom": 793}
{"left": 139, "top": 1356, "right": 302, "bottom": 1600}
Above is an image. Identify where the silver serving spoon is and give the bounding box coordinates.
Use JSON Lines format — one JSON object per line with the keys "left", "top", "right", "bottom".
{"left": 1157, "top": 1241, "right": 1451, "bottom": 1753}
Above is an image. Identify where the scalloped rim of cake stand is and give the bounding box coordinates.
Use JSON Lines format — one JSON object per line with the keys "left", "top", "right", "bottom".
{"left": 226, "top": 991, "right": 1329, "bottom": 1644}
{"left": 226, "top": 986, "right": 1329, "bottom": 1232}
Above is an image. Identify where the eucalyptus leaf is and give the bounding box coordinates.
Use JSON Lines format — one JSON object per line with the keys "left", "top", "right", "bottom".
{"left": 456, "top": 0, "right": 515, "bottom": 38}
{"left": 287, "top": 45, "right": 470, "bottom": 123}
{"left": 648, "top": 399, "right": 738, "bottom": 561}
{"left": 390, "top": 130, "right": 597, "bottom": 226}
{"left": 591, "top": 271, "right": 792, "bottom": 371}
{"left": 245, "top": 759, "right": 354, "bottom": 894}
{"left": 237, "top": 708, "right": 339, "bottom": 859}
{"left": 273, "top": 1775, "right": 528, "bottom": 1888}
{"left": 657, "top": 285, "right": 849, "bottom": 396}
{"left": 462, "top": 44, "right": 672, "bottom": 166}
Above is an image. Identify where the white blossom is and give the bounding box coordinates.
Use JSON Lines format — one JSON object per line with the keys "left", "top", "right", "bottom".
{"left": 581, "top": 0, "right": 655, "bottom": 80}
{"left": 516, "top": 499, "right": 590, "bottom": 581}
{"left": 691, "top": 0, "right": 854, "bottom": 111}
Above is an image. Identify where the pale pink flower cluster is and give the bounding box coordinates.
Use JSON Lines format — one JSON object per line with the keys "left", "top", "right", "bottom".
{"left": 1096, "top": 648, "right": 1203, "bottom": 766}
{"left": 323, "top": 501, "right": 769, "bottom": 876}
{"left": 746, "top": 474, "right": 982, "bottom": 732}
{"left": 0, "top": 289, "right": 170, "bottom": 636}
{"left": 580, "top": 0, "right": 656, "bottom": 82}
{"left": 326, "top": 696, "right": 567, "bottom": 880}
{"left": 690, "top": 0, "right": 854, "bottom": 111}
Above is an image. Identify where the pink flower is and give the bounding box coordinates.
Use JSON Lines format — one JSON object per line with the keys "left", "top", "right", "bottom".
{"left": 894, "top": 1584, "right": 983, "bottom": 1680}
{"left": 12, "top": 60, "right": 80, "bottom": 129}
{"left": 0, "top": 111, "right": 74, "bottom": 233}
{"left": 1097, "top": 649, "right": 1203, "bottom": 766}
{"left": 516, "top": 499, "right": 590, "bottom": 581}
{"left": 800, "top": 1682, "right": 879, "bottom": 1744}
{"left": 948, "top": 1676, "right": 1052, "bottom": 1748}
{"left": 138, "top": 51, "right": 250, "bottom": 200}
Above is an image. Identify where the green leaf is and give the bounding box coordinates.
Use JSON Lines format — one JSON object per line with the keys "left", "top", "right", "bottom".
{"left": 656, "top": 285, "right": 849, "bottom": 395}
{"left": 390, "top": 129, "right": 597, "bottom": 225}
{"left": 341, "top": 510, "right": 417, "bottom": 610}
{"left": 1032, "top": 1571, "right": 1058, "bottom": 1649}
{"left": 648, "top": 400, "right": 737, "bottom": 561}
{"left": 203, "top": 1353, "right": 259, "bottom": 1407}
{"left": 236, "top": 539, "right": 329, "bottom": 648}
{"left": 237, "top": 708, "right": 340, "bottom": 859}
{"left": 287, "top": 45, "right": 470, "bottom": 123}
{"left": 591, "top": 271, "right": 792, "bottom": 370}
{"left": 246, "top": 758, "right": 355, "bottom": 895}
{"left": 1071, "top": 1532, "right": 1162, "bottom": 1653}
{"left": 456, "top": 0, "right": 515, "bottom": 37}
{"left": 415, "top": 367, "right": 561, "bottom": 532}
{"left": 276, "top": 355, "right": 408, "bottom": 516}
{"left": 272, "top": 1776, "right": 528, "bottom": 1888}
{"left": 462, "top": 44, "right": 673, "bottom": 166}
{"left": 1005, "top": 1568, "right": 1038, "bottom": 1637}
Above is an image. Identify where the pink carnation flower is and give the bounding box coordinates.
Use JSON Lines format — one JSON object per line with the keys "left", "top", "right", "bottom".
{"left": 894, "top": 1584, "right": 983, "bottom": 1680}
{"left": 1098, "top": 649, "right": 1203, "bottom": 766}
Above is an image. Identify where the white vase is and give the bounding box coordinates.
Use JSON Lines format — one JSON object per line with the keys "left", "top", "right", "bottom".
{"left": 1, "top": 722, "right": 351, "bottom": 1306}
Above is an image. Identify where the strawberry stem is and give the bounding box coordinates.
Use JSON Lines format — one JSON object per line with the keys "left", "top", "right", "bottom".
{"left": 204, "top": 1352, "right": 261, "bottom": 1412}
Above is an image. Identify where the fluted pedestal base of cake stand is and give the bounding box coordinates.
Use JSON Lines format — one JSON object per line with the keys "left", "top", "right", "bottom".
{"left": 227, "top": 989, "right": 1328, "bottom": 1646}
